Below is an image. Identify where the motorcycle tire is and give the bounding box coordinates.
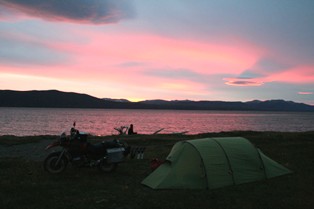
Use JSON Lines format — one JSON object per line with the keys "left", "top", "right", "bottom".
{"left": 44, "top": 152, "right": 68, "bottom": 174}
{"left": 98, "top": 160, "right": 117, "bottom": 173}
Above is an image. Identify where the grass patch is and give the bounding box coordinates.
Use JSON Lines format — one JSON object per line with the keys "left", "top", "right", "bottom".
{"left": 1, "top": 131, "right": 314, "bottom": 209}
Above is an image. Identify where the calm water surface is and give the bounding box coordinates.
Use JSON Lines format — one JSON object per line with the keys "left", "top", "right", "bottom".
{"left": 0, "top": 107, "right": 313, "bottom": 136}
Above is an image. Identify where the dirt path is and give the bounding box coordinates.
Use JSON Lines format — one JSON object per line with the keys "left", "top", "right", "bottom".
{"left": 0, "top": 140, "right": 59, "bottom": 161}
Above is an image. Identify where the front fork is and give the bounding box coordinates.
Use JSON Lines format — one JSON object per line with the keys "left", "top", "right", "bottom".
{"left": 55, "top": 149, "right": 66, "bottom": 166}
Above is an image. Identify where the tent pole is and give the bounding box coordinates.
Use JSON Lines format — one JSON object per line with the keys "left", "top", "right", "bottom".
{"left": 256, "top": 148, "right": 268, "bottom": 179}
{"left": 188, "top": 142, "right": 210, "bottom": 190}
{"left": 212, "top": 138, "right": 236, "bottom": 185}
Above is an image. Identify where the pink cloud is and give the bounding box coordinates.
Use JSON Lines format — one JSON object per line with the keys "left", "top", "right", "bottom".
{"left": 298, "top": 92, "right": 313, "bottom": 95}
{"left": 224, "top": 64, "right": 314, "bottom": 88}
{"left": 265, "top": 65, "right": 314, "bottom": 84}
{"left": 57, "top": 30, "right": 264, "bottom": 75}
{"left": 0, "top": 27, "right": 267, "bottom": 99}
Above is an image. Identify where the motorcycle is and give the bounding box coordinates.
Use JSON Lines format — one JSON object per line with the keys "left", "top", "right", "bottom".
{"left": 43, "top": 123, "right": 130, "bottom": 174}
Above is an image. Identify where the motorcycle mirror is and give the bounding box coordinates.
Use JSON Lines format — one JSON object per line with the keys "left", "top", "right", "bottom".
{"left": 73, "top": 121, "right": 76, "bottom": 127}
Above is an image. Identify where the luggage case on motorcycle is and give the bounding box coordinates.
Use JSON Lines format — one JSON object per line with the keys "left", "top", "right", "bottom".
{"left": 107, "top": 147, "right": 125, "bottom": 163}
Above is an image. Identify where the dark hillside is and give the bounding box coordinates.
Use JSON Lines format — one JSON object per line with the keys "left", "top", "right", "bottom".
{"left": 0, "top": 90, "right": 313, "bottom": 111}
{"left": 0, "top": 90, "right": 106, "bottom": 108}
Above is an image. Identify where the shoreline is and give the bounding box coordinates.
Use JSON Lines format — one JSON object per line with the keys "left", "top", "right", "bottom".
{"left": 1, "top": 130, "right": 313, "bottom": 162}
{"left": 1, "top": 129, "right": 314, "bottom": 139}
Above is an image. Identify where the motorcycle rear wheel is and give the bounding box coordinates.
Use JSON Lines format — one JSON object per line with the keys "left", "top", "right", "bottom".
{"left": 98, "top": 160, "right": 117, "bottom": 173}
{"left": 44, "top": 152, "right": 68, "bottom": 174}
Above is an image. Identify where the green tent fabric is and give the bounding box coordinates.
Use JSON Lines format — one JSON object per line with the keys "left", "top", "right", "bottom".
{"left": 142, "top": 137, "right": 292, "bottom": 189}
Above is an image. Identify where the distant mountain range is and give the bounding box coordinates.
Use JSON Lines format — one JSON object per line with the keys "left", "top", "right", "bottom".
{"left": 1, "top": 89, "right": 314, "bottom": 112}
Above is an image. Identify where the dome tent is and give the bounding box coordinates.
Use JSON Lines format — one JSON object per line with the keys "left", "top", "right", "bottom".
{"left": 142, "top": 137, "right": 292, "bottom": 189}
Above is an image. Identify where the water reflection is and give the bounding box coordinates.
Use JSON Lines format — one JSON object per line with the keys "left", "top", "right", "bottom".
{"left": 0, "top": 108, "right": 313, "bottom": 136}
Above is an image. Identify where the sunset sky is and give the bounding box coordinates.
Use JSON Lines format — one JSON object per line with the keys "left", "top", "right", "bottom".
{"left": 0, "top": 0, "right": 313, "bottom": 105}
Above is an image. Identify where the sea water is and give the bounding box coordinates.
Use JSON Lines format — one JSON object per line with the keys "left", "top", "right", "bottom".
{"left": 0, "top": 107, "right": 313, "bottom": 136}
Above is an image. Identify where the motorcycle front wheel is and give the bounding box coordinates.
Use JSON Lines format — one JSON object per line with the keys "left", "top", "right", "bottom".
{"left": 44, "top": 152, "right": 68, "bottom": 174}
{"left": 98, "top": 160, "right": 117, "bottom": 173}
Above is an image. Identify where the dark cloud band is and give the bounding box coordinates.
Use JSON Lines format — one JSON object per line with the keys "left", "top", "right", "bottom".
{"left": 0, "top": 0, "right": 133, "bottom": 24}
{"left": 224, "top": 78, "right": 264, "bottom": 87}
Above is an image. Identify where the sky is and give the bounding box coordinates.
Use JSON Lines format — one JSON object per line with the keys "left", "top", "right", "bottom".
{"left": 0, "top": 0, "right": 313, "bottom": 105}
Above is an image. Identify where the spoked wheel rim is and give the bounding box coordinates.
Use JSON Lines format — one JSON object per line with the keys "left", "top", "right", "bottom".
{"left": 44, "top": 155, "right": 67, "bottom": 174}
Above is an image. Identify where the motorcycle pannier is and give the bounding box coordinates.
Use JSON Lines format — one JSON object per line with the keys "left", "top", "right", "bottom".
{"left": 107, "top": 147, "right": 125, "bottom": 163}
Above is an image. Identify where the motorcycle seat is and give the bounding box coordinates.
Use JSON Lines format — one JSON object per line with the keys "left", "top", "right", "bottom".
{"left": 87, "top": 142, "right": 105, "bottom": 154}
{"left": 86, "top": 140, "right": 121, "bottom": 156}
{"left": 102, "top": 139, "right": 121, "bottom": 148}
